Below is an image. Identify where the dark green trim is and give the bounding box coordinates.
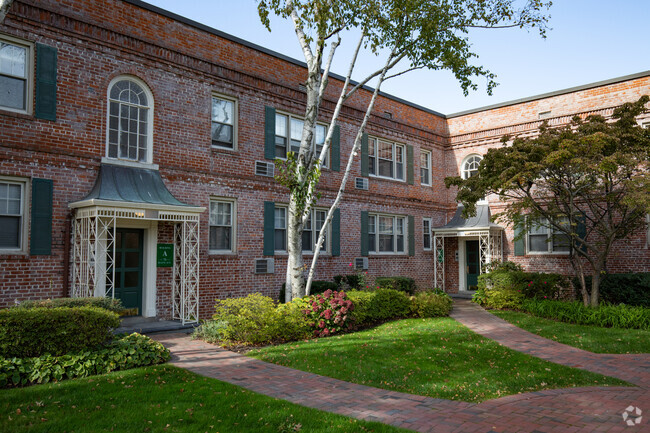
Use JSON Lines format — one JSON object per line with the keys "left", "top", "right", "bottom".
{"left": 264, "top": 106, "right": 276, "bottom": 160}
{"left": 330, "top": 124, "right": 340, "bottom": 171}
{"left": 408, "top": 215, "right": 415, "bottom": 256}
{"left": 406, "top": 145, "right": 414, "bottom": 185}
{"left": 360, "top": 211, "right": 369, "bottom": 257}
{"left": 263, "top": 201, "right": 276, "bottom": 256}
{"left": 331, "top": 208, "right": 341, "bottom": 256}
{"left": 30, "top": 178, "right": 53, "bottom": 255}
{"left": 360, "top": 133, "right": 369, "bottom": 177}
{"left": 514, "top": 224, "right": 525, "bottom": 256}
{"left": 35, "top": 44, "right": 57, "bottom": 121}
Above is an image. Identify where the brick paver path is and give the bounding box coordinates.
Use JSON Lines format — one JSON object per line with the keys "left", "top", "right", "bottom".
{"left": 153, "top": 300, "right": 649, "bottom": 432}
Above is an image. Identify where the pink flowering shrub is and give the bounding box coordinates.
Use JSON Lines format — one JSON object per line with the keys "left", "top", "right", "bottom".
{"left": 304, "top": 290, "right": 354, "bottom": 337}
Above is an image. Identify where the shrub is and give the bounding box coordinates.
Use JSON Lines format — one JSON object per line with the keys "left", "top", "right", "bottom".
{"left": 347, "top": 288, "right": 411, "bottom": 326}
{"left": 333, "top": 275, "right": 345, "bottom": 289}
{"left": 304, "top": 290, "right": 354, "bottom": 337}
{"left": 276, "top": 299, "right": 312, "bottom": 341}
{"left": 0, "top": 306, "right": 120, "bottom": 358}
{"left": 484, "top": 288, "right": 525, "bottom": 310}
{"left": 343, "top": 273, "right": 364, "bottom": 290}
{"left": 410, "top": 291, "right": 453, "bottom": 318}
{"left": 472, "top": 288, "right": 488, "bottom": 306}
{"left": 575, "top": 273, "right": 650, "bottom": 307}
{"left": 375, "top": 276, "right": 417, "bottom": 295}
{"left": 15, "top": 297, "right": 124, "bottom": 313}
{"left": 192, "top": 320, "right": 229, "bottom": 344}
{"left": 483, "top": 260, "right": 523, "bottom": 273}
{"left": 476, "top": 270, "right": 568, "bottom": 309}
{"left": 521, "top": 299, "right": 650, "bottom": 330}
{"left": 279, "top": 281, "right": 339, "bottom": 302}
{"left": 346, "top": 290, "right": 376, "bottom": 325}
{"left": 213, "top": 294, "right": 281, "bottom": 344}
{"left": 521, "top": 273, "right": 566, "bottom": 300}
{"left": 0, "top": 333, "right": 170, "bottom": 388}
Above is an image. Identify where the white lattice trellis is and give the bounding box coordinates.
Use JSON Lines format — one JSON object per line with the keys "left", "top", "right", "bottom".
{"left": 172, "top": 220, "right": 200, "bottom": 324}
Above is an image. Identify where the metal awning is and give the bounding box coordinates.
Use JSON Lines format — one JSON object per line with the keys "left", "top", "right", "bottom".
{"left": 433, "top": 204, "right": 503, "bottom": 236}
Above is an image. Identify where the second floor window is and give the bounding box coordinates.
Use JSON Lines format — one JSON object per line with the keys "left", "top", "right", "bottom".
{"left": 369, "top": 137, "right": 405, "bottom": 181}
{"left": 421, "top": 150, "right": 431, "bottom": 185}
{"left": 107, "top": 77, "right": 152, "bottom": 163}
{"left": 275, "top": 113, "right": 328, "bottom": 166}
{"left": 0, "top": 39, "right": 29, "bottom": 112}
{"left": 211, "top": 96, "right": 236, "bottom": 149}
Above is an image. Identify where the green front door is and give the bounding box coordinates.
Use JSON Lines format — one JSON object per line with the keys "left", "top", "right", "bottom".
{"left": 113, "top": 228, "right": 144, "bottom": 316}
{"left": 466, "top": 240, "right": 480, "bottom": 291}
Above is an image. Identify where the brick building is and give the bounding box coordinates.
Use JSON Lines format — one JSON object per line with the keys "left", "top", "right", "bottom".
{"left": 0, "top": 0, "right": 648, "bottom": 322}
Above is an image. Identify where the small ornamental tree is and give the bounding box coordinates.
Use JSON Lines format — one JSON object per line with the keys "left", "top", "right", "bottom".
{"left": 446, "top": 96, "right": 650, "bottom": 307}
{"left": 259, "top": 0, "right": 552, "bottom": 301}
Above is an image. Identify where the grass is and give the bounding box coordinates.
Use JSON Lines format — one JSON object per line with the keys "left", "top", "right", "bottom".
{"left": 0, "top": 365, "right": 410, "bottom": 433}
{"left": 248, "top": 318, "right": 627, "bottom": 402}
{"left": 490, "top": 310, "right": 650, "bottom": 354}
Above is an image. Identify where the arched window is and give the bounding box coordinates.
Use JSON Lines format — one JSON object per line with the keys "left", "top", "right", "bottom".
{"left": 106, "top": 77, "right": 153, "bottom": 163}
{"left": 461, "top": 154, "right": 482, "bottom": 179}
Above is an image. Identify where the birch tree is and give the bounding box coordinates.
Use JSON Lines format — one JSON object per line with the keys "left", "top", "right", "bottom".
{"left": 259, "top": 0, "right": 552, "bottom": 301}
{"left": 0, "top": 0, "right": 14, "bottom": 24}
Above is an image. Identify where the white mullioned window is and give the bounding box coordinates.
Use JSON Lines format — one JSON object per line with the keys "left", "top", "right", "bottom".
{"left": 211, "top": 95, "right": 237, "bottom": 149}
{"left": 368, "top": 213, "right": 406, "bottom": 254}
{"left": 274, "top": 206, "right": 287, "bottom": 252}
{"left": 0, "top": 36, "right": 32, "bottom": 113}
{"left": 106, "top": 76, "right": 153, "bottom": 164}
{"left": 527, "top": 217, "right": 571, "bottom": 254}
{"left": 209, "top": 198, "right": 236, "bottom": 253}
{"left": 274, "top": 112, "right": 328, "bottom": 166}
{"left": 420, "top": 150, "right": 431, "bottom": 186}
{"left": 461, "top": 154, "right": 482, "bottom": 180}
{"left": 275, "top": 205, "right": 329, "bottom": 253}
{"left": 423, "top": 218, "right": 432, "bottom": 251}
{"left": 368, "top": 137, "right": 405, "bottom": 181}
{"left": 0, "top": 177, "right": 27, "bottom": 252}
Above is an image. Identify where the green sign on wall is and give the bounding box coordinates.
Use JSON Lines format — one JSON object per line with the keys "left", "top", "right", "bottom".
{"left": 157, "top": 244, "right": 174, "bottom": 267}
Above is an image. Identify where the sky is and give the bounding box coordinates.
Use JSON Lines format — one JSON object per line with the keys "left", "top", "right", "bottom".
{"left": 143, "top": 0, "right": 649, "bottom": 115}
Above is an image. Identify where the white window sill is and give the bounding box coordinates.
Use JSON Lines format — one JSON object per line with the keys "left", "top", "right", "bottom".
{"left": 208, "top": 250, "right": 237, "bottom": 256}
{"left": 369, "top": 174, "right": 406, "bottom": 183}
{"left": 525, "top": 251, "right": 570, "bottom": 256}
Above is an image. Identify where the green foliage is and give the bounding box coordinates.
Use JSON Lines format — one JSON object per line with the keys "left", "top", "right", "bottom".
{"left": 280, "top": 280, "right": 337, "bottom": 302}
{"left": 15, "top": 297, "right": 124, "bottom": 313}
{"left": 476, "top": 270, "right": 568, "bottom": 309}
{"left": 521, "top": 299, "right": 650, "bottom": 330}
{"left": 483, "top": 260, "right": 523, "bottom": 273}
{"left": 0, "top": 333, "right": 169, "bottom": 388}
{"left": 471, "top": 288, "right": 488, "bottom": 306}
{"left": 347, "top": 289, "right": 411, "bottom": 326}
{"left": 409, "top": 291, "right": 453, "bottom": 318}
{"left": 485, "top": 288, "right": 525, "bottom": 310}
{"left": 0, "top": 306, "right": 120, "bottom": 358}
{"left": 375, "top": 276, "right": 417, "bottom": 295}
{"left": 274, "top": 152, "right": 321, "bottom": 222}
{"left": 192, "top": 320, "right": 229, "bottom": 344}
{"left": 576, "top": 273, "right": 650, "bottom": 307}
{"left": 210, "top": 294, "right": 311, "bottom": 345}
{"left": 304, "top": 290, "right": 354, "bottom": 337}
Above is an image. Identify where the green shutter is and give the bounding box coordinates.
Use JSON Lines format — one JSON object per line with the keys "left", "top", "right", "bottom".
{"left": 577, "top": 215, "right": 587, "bottom": 253}
{"left": 35, "top": 44, "right": 57, "bottom": 121}
{"left": 330, "top": 124, "right": 340, "bottom": 171}
{"left": 331, "top": 208, "right": 341, "bottom": 256}
{"left": 30, "top": 178, "right": 53, "bottom": 255}
{"left": 514, "top": 223, "right": 525, "bottom": 256}
{"left": 360, "top": 211, "right": 369, "bottom": 257}
{"left": 360, "top": 133, "right": 369, "bottom": 177}
{"left": 263, "top": 201, "right": 275, "bottom": 256}
{"left": 264, "top": 106, "right": 276, "bottom": 160}
{"left": 406, "top": 145, "right": 414, "bottom": 185}
{"left": 408, "top": 215, "right": 415, "bottom": 256}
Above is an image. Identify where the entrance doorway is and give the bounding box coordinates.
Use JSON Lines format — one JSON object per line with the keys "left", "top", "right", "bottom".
{"left": 466, "top": 240, "right": 480, "bottom": 291}
{"left": 113, "top": 228, "right": 144, "bottom": 315}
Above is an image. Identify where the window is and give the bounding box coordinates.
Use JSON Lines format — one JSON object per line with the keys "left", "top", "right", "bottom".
{"left": 368, "top": 137, "right": 405, "bottom": 181}
{"left": 209, "top": 199, "right": 235, "bottom": 253}
{"left": 0, "top": 37, "right": 31, "bottom": 113}
{"left": 368, "top": 214, "right": 406, "bottom": 254}
{"left": 274, "top": 206, "right": 329, "bottom": 253}
{"left": 211, "top": 95, "right": 236, "bottom": 149}
{"left": 461, "top": 154, "right": 482, "bottom": 179}
{"left": 106, "top": 77, "right": 153, "bottom": 163}
{"left": 275, "top": 113, "right": 328, "bottom": 166}
{"left": 527, "top": 217, "right": 570, "bottom": 254}
{"left": 0, "top": 178, "right": 26, "bottom": 252}
{"left": 420, "top": 150, "right": 431, "bottom": 186}
{"left": 423, "top": 218, "right": 432, "bottom": 250}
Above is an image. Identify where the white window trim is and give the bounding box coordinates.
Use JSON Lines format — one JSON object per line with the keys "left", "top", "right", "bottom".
{"left": 273, "top": 204, "right": 330, "bottom": 255}
{"left": 368, "top": 213, "right": 407, "bottom": 255}
{"left": 423, "top": 217, "right": 432, "bottom": 251}
{"left": 368, "top": 136, "right": 406, "bottom": 182}
{"left": 208, "top": 197, "right": 237, "bottom": 255}
{"left": 0, "top": 175, "right": 29, "bottom": 255}
{"left": 525, "top": 217, "right": 571, "bottom": 256}
{"left": 0, "top": 34, "right": 34, "bottom": 115}
{"left": 274, "top": 111, "right": 330, "bottom": 168}
{"left": 420, "top": 150, "right": 432, "bottom": 186}
{"left": 211, "top": 93, "right": 238, "bottom": 151}
{"left": 461, "top": 154, "right": 486, "bottom": 204}
{"left": 105, "top": 75, "right": 155, "bottom": 165}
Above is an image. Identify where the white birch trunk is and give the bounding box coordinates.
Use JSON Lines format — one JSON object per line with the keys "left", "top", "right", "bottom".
{"left": 0, "top": 0, "right": 14, "bottom": 24}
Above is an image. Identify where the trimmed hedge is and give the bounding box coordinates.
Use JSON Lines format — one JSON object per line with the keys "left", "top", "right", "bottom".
{"left": 521, "top": 299, "right": 650, "bottom": 330}
{"left": 375, "top": 276, "right": 417, "bottom": 295}
{"left": 348, "top": 288, "right": 411, "bottom": 326}
{"left": 475, "top": 270, "right": 569, "bottom": 309}
{"left": 576, "top": 273, "right": 650, "bottom": 307}
{"left": 0, "top": 333, "right": 170, "bottom": 388}
{"left": 410, "top": 291, "right": 453, "bottom": 318}
{"left": 0, "top": 306, "right": 120, "bottom": 358}
{"left": 15, "top": 297, "right": 124, "bottom": 313}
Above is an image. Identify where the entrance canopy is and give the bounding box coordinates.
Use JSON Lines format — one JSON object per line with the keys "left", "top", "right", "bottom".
{"left": 432, "top": 205, "right": 504, "bottom": 291}
{"left": 69, "top": 163, "right": 205, "bottom": 324}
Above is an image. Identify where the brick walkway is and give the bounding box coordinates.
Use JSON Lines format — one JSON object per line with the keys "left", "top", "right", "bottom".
{"left": 153, "top": 300, "right": 649, "bottom": 433}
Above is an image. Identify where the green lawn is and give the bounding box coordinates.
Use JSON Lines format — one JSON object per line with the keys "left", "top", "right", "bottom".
{"left": 490, "top": 310, "right": 650, "bottom": 354}
{"left": 0, "top": 365, "right": 410, "bottom": 433}
{"left": 248, "top": 318, "right": 627, "bottom": 402}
